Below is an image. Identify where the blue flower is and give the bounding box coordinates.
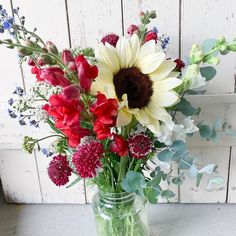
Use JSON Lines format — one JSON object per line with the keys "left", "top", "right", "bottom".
{"left": 29, "top": 119, "right": 39, "bottom": 128}
{"left": 19, "top": 119, "right": 26, "bottom": 126}
{"left": 3, "top": 20, "right": 12, "bottom": 30}
{"left": 8, "top": 109, "right": 17, "bottom": 118}
{"left": 153, "top": 27, "right": 159, "bottom": 34}
{"left": 8, "top": 98, "right": 14, "bottom": 106}
{"left": 13, "top": 86, "right": 24, "bottom": 96}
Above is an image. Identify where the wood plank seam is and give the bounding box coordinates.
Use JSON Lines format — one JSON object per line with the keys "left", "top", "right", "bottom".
{"left": 226, "top": 146, "right": 232, "bottom": 203}
{"left": 34, "top": 150, "right": 43, "bottom": 203}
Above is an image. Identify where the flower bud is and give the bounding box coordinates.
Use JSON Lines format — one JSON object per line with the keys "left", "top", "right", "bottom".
{"left": 174, "top": 59, "right": 185, "bottom": 71}
{"left": 127, "top": 24, "right": 139, "bottom": 35}
{"left": 27, "top": 58, "right": 35, "bottom": 66}
{"left": 185, "top": 64, "right": 200, "bottom": 79}
{"left": 190, "top": 44, "right": 204, "bottom": 64}
{"left": 144, "top": 30, "right": 158, "bottom": 43}
{"left": 18, "top": 47, "right": 33, "bottom": 56}
{"left": 205, "top": 56, "right": 220, "bottom": 65}
{"left": 46, "top": 41, "right": 59, "bottom": 55}
{"left": 61, "top": 50, "right": 75, "bottom": 65}
{"left": 68, "top": 62, "right": 77, "bottom": 71}
{"left": 38, "top": 54, "right": 54, "bottom": 65}
{"left": 101, "top": 33, "right": 119, "bottom": 47}
{"left": 217, "top": 36, "right": 226, "bottom": 44}
{"left": 25, "top": 40, "right": 40, "bottom": 48}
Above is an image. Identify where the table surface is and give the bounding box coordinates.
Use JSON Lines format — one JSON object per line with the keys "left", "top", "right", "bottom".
{"left": 1, "top": 189, "right": 236, "bottom": 236}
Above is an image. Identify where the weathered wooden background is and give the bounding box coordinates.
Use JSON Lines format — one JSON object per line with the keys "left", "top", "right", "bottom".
{"left": 0, "top": 0, "right": 236, "bottom": 204}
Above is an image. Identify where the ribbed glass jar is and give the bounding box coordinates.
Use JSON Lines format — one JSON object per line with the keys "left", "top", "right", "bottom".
{"left": 92, "top": 190, "right": 149, "bottom": 236}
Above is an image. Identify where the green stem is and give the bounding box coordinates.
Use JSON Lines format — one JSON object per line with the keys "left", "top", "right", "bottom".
{"left": 36, "top": 134, "right": 64, "bottom": 143}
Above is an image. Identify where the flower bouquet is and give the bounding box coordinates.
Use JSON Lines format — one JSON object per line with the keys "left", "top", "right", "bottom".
{"left": 1, "top": 6, "right": 236, "bottom": 236}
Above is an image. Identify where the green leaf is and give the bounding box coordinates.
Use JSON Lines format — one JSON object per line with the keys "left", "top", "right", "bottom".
{"left": 66, "top": 176, "right": 82, "bottom": 188}
{"left": 186, "top": 89, "right": 207, "bottom": 95}
{"left": 161, "top": 190, "right": 175, "bottom": 200}
{"left": 222, "top": 121, "right": 230, "bottom": 131}
{"left": 196, "top": 173, "right": 203, "bottom": 187}
{"left": 121, "top": 171, "right": 146, "bottom": 196}
{"left": 157, "top": 149, "right": 174, "bottom": 162}
{"left": 171, "top": 140, "right": 187, "bottom": 153}
{"left": 200, "top": 66, "right": 217, "bottom": 81}
{"left": 149, "top": 171, "right": 164, "bottom": 187}
{"left": 199, "top": 164, "right": 216, "bottom": 174}
{"left": 179, "top": 158, "right": 193, "bottom": 169}
{"left": 199, "top": 124, "right": 213, "bottom": 139}
{"left": 175, "top": 98, "right": 199, "bottom": 116}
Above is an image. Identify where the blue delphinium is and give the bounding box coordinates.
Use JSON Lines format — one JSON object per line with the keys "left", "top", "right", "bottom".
{"left": 13, "top": 86, "right": 24, "bottom": 96}
{"left": 0, "top": 5, "right": 15, "bottom": 34}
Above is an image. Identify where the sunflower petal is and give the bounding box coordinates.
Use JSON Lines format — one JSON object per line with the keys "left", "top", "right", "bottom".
{"left": 95, "top": 43, "right": 120, "bottom": 74}
{"left": 129, "top": 34, "right": 140, "bottom": 67}
{"left": 139, "top": 40, "right": 156, "bottom": 59}
{"left": 154, "top": 78, "right": 183, "bottom": 91}
{"left": 151, "top": 91, "right": 180, "bottom": 107}
{"left": 149, "top": 60, "right": 177, "bottom": 81}
{"left": 116, "top": 37, "right": 132, "bottom": 68}
{"left": 139, "top": 52, "right": 165, "bottom": 74}
{"left": 117, "top": 109, "right": 133, "bottom": 126}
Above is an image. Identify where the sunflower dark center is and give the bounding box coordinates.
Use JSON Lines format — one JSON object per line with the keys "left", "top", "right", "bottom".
{"left": 113, "top": 67, "right": 153, "bottom": 109}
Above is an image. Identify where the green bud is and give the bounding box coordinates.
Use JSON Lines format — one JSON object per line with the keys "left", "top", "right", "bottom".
{"left": 149, "top": 10, "right": 157, "bottom": 19}
{"left": 46, "top": 41, "right": 59, "bottom": 55}
{"left": 190, "top": 44, "right": 204, "bottom": 64}
{"left": 218, "top": 45, "right": 227, "bottom": 53}
{"left": 228, "top": 45, "right": 236, "bottom": 52}
{"left": 22, "top": 136, "right": 36, "bottom": 154}
{"left": 185, "top": 64, "right": 200, "bottom": 79}
{"left": 205, "top": 56, "right": 220, "bottom": 65}
{"left": 18, "top": 47, "right": 33, "bottom": 56}
{"left": 25, "top": 40, "right": 40, "bottom": 48}
{"left": 39, "top": 54, "right": 54, "bottom": 64}
{"left": 217, "top": 36, "right": 226, "bottom": 44}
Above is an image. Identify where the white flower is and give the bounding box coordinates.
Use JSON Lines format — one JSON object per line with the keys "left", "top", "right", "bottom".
{"left": 184, "top": 64, "right": 206, "bottom": 90}
{"left": 91, "top": 34, "right": 182, "bottom": 135}
{"left": 157, "top": 123, "right": 173, "bottom": 145}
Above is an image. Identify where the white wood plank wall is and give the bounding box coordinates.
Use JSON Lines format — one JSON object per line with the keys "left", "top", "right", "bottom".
{"left": 0, "top": 0, "right": 235, "bottom": 204}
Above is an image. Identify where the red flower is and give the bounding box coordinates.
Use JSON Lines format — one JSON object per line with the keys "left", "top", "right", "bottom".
{"left": 128, "top": 133, "right": 153, "bottom": 159}
{"left": 40, "top": 67, "right": 71, "bottom": 87}
{"left": 174, "top": 59, "right": 185, "bottom": 71}
{"left": 127, "top": 24, "right": 139, "bottom": 35}
{"left": 75, "top": 55, "right": 98, "bottom": 92}
{"left": 43, "top": 92, "right": 89, "bottom": 147}
{"left": 93, "top": 120, "right": 111, "bottom": 140}
{"left": 61, "top": 50, "right": 77, "bottom": 71}
{"left": 90, "top": 93, "right": 118, "bottom": 126}
{"left": 145, "top": 30, "right": 158, "bottom": 43}
{"left": 62, "top": 85, "right": 80, "bottom": 100}
{"left": 31, "top": 66, "right": 71, "bottom": 87}
{"left": 110, "top": 134, "right": 128, "bottom": 156}
{"left": 48, "top": 155, "right": 72, "bottom": 186}
{"left": 72, "top": 139, "right": 104, "bottom": 178}
{"left": 101, "top": 33, "right": 119, "bottom": 47}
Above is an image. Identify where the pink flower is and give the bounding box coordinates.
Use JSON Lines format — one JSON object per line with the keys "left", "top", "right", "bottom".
{"left": 61, "top": 50, "right": 75, "bottom": 65}
{"left": 128, "top": 133, "right": 153, "bottom": 159}
{"left": 75, "top": 55, "right": 98, "bottom": 92}
{"left": 110, "top": 134, "right": 128, "bottom": 157}
{"left": 101, "top": 33, "right": 119, "bottom": 47}
{"left": 145, "top": 30, "right": 158, "bottom": 43}
{"left": 127, "top": 24, "right": 139, "bottom": 35}
{"left": 72, "top": 139, "right": 104, "bottom": 178}
{"left": 48, "top": 155, "right": 72, "bottom": 186}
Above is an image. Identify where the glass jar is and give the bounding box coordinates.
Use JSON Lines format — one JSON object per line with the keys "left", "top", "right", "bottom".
{"left": 92, "top": 190, "right": 149, "bottom": 236}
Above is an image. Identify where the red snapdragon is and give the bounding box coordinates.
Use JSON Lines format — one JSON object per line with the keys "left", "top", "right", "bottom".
{"left": 145, "top": 30, "right": 158, "bottom": 43}
{"left": 101, "top": 33, "right": 119, "bottom": 47}
{"left": 75, "top": 55, "right": 98, "bottom": 92}
{"left": 127, "top": 24, "right": 139, "bottom": 35}
{"left": 110, "top": 134, "right": 129, "bottom": 156}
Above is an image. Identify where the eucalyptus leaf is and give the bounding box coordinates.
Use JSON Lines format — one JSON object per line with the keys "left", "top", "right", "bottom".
{"left": 174, "top": 98, "right": 199, "bottom": 116}
{"left": 199, "top": 124, "right": 213, "bottom": 139}
{"left": 207, "top": 177, "right": 224, "bottom": 190}
{"left": 172, "top": 177, "right": 183, "bottom": 186}
{"left": 200, "top": 66, "right": 217, "bottom": 81}
{"left": 161, "top": 190, "right": 175, "bottom": 200}
{"left": 196, "top": 173, "right": 203, "bottom": 187}
{"left": 157, "top": 149, "right": 174, "bottom": 162}
{"left": 171, "top": 140, "right": 187, "bottom": 153}
{"left": 224, "top": 129, "right": 236, "bottom": 136}
{"left": 199, "top": 164, "right": 216, "bottom": 174}
{"left": 201, "top": 38, "right": 217, "bottom": 54}
{"left": 121, "top": 171, "right": 146, "bottom": 196}
{"left": 179, "top": 158, "right": 193, "bottom": 169}
{"left": 144, "top": 187, "right": 158, "bottom": 204}
{"left": 213, "top": 118, "right": 223, "bottom": 130}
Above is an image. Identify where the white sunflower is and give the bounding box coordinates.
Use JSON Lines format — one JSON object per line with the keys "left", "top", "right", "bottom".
{"left": 91, "top": 34, "right": 182, "bottom": 135}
